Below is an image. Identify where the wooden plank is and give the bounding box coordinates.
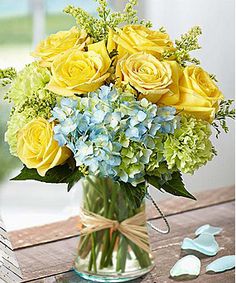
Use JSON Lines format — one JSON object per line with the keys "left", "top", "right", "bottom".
{"left": 0, "top": 217, "right": 22, "bottom": 283}
{"left": 10, "top": 217, "right": 80, "bottom": 250}
{"left": 15, "top": 201, "right": 234, "bottom": 282}
{"left": 10, "top": 186, "right": 234, "bottom": 250}
{"left": 148, "top": 185, "right": 234, "bottom": 219}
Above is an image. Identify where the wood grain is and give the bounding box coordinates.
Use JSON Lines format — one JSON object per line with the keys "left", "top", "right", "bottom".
{"left": 0, "top": 217, "right": 22, "bottom": 283}
{"left": 16, "top": 201, "right": 235, "bottom": 283}
{"left": 10, "top": 186, "right": 234, "bottom": 250}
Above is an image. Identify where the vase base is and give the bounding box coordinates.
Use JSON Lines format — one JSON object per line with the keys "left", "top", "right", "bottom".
{"left": 74, "top": 263, "right": 155, "bottom": 282}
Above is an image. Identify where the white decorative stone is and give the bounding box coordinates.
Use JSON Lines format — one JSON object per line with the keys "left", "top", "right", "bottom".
{"left": 206, "top": 255, "right": 235, "bottom": 273}
{"left": 181, "top": 234, "right": 219, "bottom": 256}
{"left": 195, "top": 224, "right": 223, "bottom": 236}
{"left": 170, "top": 255, "right": 201, "bottom": 277}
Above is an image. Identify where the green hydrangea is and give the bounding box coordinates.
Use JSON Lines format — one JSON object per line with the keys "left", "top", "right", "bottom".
{"left": 146, "top": 136, "right": 164, "bottom": 173}
{"left": 117, "top": 141, "right": 151, "bottom": 186}
{"left": 5, "top": 110, "right": 33, "bottom": 155}
{"left": 146, "top": 136, "right": 175, "bottom": 182}
{"left": 7, "top": 62, "right": 52, "bottom": 107}
{"left": 163, "top": 115, "right": 214, "bottom": 174}
{"left": 5, "top": 62, "right": 57, "bottom": 155}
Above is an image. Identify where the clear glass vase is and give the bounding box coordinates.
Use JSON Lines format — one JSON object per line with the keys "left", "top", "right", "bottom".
{"left": 74, "top": 176, "right": 154, "bottom": 282}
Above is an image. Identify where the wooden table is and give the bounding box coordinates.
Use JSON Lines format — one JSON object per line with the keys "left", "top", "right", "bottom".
{"left": 9, "top": 186, "right": 235, "bottom": 283}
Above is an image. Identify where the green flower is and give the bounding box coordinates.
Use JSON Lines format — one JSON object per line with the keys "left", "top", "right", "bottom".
{"left": 146, "top": 136, "right": 175, "bottom": 182}
{"left": 163, "top": 115, "right": 214, "bottom": 174}
{"left": 5, "top": 110, "right": 33, "bottom": 155}
{"left": 117, "top": 142, "right": 152, "bottom": 186}
{"left": 7, "top": 62, "right": 51, "bottom": 107}
{"left": 146, "top": 136, "right": 164, "bottom": 173}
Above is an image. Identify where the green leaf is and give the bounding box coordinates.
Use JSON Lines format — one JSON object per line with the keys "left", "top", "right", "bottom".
{"left": 11, "top": 164, "right": 83, "bottom": 190}
{"left": 146, "top": 175, "right": 163, "bottom": 190}
{"left": 67, "top": 170, "right": 83, "bottom": 192}
{"left": 121, "top": 182, "right": 147, "bottom": 209}
{"left": 146, "top": 172, "right": 196, "bottom": 200}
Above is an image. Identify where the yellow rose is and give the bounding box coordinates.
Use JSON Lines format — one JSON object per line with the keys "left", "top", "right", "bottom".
{"left": 46, "top": 40, "right": 111, "bottom": 96}
{"left": 160, "top": 65, "right": 224, "bottom": 122}
{"left": 17, "top": 118, "right": 71, "bottom": 177}
{"left": 116, "top": 52, "right": 182, "bottom": 103}
{"left": 112, "top": 25, "right": 175, "bottom": 59}
{"left": 31, "top": 27, "right": 91, "bottom": 67}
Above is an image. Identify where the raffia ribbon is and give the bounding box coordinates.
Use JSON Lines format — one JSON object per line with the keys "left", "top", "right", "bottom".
{"left": 79, "top": 208, "right": 151, "bottom": 253}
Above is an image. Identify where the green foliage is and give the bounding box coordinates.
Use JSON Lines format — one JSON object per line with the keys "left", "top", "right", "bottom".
{"left": 0, "top": 67, "right": 17, "bottom": 80}
{"left": 146, "top": 171, "right": 196, "bottom": 200}
{"left": 64, "top": 0, "right": 152, "bottom": 42}
{"left": 120, "top": 181, "right": 147, "bottom": 209}
{"left": 67, "top": 170, "right": 84, "bottom": 192}
{"left": 212, "top": 100, "right": 235, "bottom": 138}
{"left": 163, "top": 26, "right": 202, "bottom": 67}
{"left": 11, "top": 164, "right": 83, "bottom": 192}
{"left": 0, "top": 67, "right": 17, "bottom": 87}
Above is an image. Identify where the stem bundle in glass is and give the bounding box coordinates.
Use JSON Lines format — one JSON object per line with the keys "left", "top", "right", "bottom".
{"left": 75, "top": 176, "right": 153, "bottom": 275}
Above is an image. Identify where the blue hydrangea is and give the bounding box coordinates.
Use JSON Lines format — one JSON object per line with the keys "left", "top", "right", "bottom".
{"left": 51, "top": 85, "right": 178, "bottom": 186}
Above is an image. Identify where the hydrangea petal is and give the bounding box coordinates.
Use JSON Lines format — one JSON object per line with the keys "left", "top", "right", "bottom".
{"left": 195, "top": 224, "right": 223, "bottom": 236}
{"left": 181, "top": 234, "right": 219, "bottom": 256}
{"left": 206, "top": 255, "right": 235, "bottom": 273}
{"left": 170, "top": 255, "right": 201, "bottom": 277}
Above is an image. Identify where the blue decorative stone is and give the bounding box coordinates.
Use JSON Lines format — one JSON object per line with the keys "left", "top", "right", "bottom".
{"left": 181, "top": 234, "right": 219, "bottom": 256}
{"left": 170, "top": 255, "right": 201, "bottom": 277}
{"left": 195, "top": 224, "right": 222, "bottom": 236}
{"left": 206, "top": 255, "right": 235, "bottom": 273}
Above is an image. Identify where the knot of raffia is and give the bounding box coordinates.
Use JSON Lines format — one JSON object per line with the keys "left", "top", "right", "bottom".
{"left": 79, "top": 208, "right": 151, "bottom": 254}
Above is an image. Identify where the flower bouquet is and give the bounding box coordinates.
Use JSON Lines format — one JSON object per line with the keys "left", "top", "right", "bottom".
{"left": 1, "top": 0, "right": 234, "bottom": 282}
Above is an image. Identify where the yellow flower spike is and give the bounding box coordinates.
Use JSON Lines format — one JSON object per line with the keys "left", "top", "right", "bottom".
{"left": 17, "top": 118, "right": 71, "bottom": 177}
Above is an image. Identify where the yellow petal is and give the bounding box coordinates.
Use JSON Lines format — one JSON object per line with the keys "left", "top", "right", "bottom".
{"left": 88, "top": 40, "right": 111, "bottom": 72}
{"left": 107, "top": 28, "right": 117, "bottom": 53}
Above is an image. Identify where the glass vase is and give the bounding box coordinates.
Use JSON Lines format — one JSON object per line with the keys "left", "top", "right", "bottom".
{"left": 74, "top": 176, "right": 154, "bottom": 282}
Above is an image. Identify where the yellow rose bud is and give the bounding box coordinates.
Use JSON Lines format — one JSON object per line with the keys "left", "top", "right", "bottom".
{"left": 116, "top": 52, "right": 182, "bottom": 103}
{"left": 113, "top": 25, "right": 175, "bottom": 59}
{"left": 17, "top": 118, "right": 71, "bottom": 177}
{"left": 47, "top": 40, "right": 111, "bottom": 96}
{"left": 161, "top": 65, "right": 224, "bottom": 122}
{"left": 31, "top": 27, "right": 91, "bottom": 67}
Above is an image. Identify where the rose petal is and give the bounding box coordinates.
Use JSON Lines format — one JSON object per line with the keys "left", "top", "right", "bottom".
{"left": 195, "top": 224, "right": 223, "bottom": 236}
{"left": 206, "top": 255, "right": 235, "bottom": 273}
{"left": 170, "top": 255, "right": 201, "bottom": 277}
{"left": 181, "top": 234, "right": 219, "bottom": 256}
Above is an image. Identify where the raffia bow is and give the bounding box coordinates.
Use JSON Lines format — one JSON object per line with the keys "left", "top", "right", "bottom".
{"left": 79, "top": 208, "right": 151, "bottom": 253}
